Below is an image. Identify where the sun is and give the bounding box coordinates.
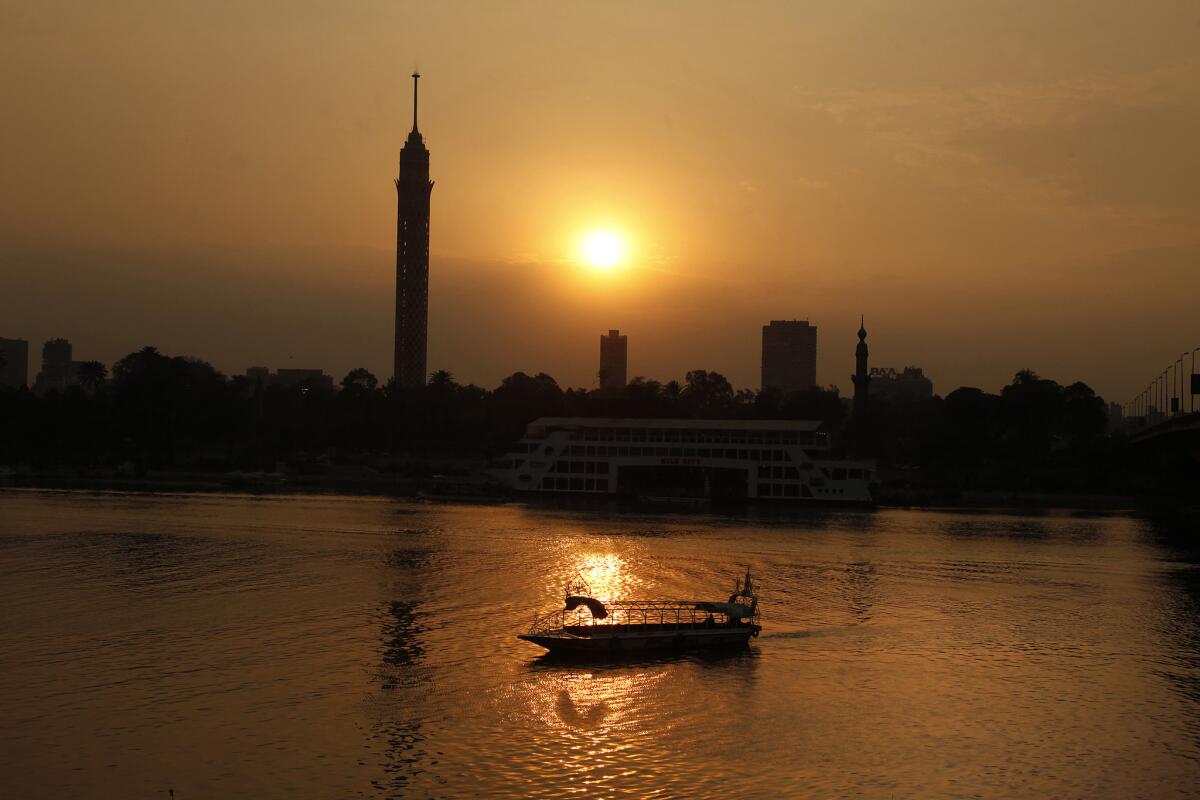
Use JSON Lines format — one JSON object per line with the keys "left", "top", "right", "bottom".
{"left": 578, "top": 230, "right": 627, "bottom": 270}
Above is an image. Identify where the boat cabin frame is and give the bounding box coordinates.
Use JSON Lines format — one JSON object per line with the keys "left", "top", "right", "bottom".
{"left": 527, "top": 598, "right": 758, "bottom": 637}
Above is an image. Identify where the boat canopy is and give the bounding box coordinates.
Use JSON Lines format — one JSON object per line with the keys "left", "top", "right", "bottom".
{"left": 694, "top": 601, "right": 754, "bottom": 619}
{"left": 565, "top": 596, "right": 608, "bottom": 619}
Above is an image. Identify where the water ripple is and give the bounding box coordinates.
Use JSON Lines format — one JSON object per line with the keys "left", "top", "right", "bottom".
{"left": 0, "top": 490, "right": 1197, "bottom": 798}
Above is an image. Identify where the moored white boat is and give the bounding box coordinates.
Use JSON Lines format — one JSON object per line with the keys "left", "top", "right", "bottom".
{"left": 488, "top": 417, "right": 876, "bottom": 504}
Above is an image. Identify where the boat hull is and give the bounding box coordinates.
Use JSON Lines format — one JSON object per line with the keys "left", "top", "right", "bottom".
{"left": 519, "top": 625, "right": 759, "bottom": 654}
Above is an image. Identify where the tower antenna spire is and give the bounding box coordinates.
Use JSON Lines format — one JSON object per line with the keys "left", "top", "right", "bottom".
{"left": 411, "top": 71, "right": 421, "bottom": 133}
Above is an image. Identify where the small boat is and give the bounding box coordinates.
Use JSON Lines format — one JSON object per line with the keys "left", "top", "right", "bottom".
{"left": 518, "top": 570, "right": 761, "bottom": 655}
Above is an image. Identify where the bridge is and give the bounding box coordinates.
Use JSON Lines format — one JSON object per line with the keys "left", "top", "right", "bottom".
{"left": 1122, "top": 347, "right": 1200, "bottom": 453}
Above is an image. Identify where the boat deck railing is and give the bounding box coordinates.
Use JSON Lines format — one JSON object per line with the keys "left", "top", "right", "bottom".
{"left": 529, "top": 600, "right": 757, "bottom": 636}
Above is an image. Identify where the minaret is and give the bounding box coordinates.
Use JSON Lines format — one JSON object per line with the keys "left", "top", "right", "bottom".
{"left": 394, "top": 72, "right": 434, "bottom": 387}
{"left": 852, "top": 316, "right": 870, "bottom": 417}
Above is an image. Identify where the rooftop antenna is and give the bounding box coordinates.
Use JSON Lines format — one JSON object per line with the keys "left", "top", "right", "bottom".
{"left": 411, "top": 70, "right": 421, "bottom": 133}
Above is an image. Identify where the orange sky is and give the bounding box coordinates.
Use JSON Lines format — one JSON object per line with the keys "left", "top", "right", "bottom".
{"left": 2, "top": 2, "right": 1198, "bottom": 401}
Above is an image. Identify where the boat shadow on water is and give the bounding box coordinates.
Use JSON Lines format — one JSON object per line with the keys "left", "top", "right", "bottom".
{"left": 526, "top": 643, "right": 761, "bottom": 670}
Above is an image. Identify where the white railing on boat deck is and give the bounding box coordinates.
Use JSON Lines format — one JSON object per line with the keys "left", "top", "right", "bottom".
{"left": 528, "top": 602, "right": 757, "bottom": 635}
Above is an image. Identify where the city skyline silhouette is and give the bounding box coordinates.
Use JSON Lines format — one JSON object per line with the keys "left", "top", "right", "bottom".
{"left": 2, "top": 3, "right": 1197, "bottom": 401}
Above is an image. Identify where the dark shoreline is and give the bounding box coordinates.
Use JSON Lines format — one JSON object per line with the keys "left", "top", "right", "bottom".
{"left": 2, "top": 471, "right": 1193, "bottom": 516}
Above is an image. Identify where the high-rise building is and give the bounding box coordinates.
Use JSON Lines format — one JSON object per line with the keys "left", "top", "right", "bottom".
{"left": 761, "top": 320, "right": 817, "bottom": 394}
{"left": 599, "top": 329, "right": 628, "bottom": 392}
{"left": 394, "top": 72, "right": 434, "bottom": 388}
{"left": 851, "top": 318, "right": 869, "bottom": 417}
{"left": 33, "top": 338, "right": 73, "bottom": 394}
{"left": 0, "top": 337, "right": 29, "bottom": 389}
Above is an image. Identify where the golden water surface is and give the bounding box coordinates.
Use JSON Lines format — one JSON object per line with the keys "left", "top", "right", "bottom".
{"left": 1, "top": 489, "right": 1198, "bottom": 798}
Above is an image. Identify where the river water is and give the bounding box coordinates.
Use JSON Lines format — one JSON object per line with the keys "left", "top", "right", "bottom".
{"left": 1, "top": 489, "right": 1198, "bottom": 798}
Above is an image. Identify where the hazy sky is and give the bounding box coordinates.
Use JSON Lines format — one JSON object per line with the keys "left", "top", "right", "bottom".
{"left": 2, "top": 1, "right": 1198, "bottom": 401}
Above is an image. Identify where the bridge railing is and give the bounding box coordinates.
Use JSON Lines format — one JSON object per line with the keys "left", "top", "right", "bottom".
{"left": 1123, "top": 347, "right": 1199, "bottom": 429}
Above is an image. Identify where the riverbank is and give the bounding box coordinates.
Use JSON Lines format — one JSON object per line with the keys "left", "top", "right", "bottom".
{"left": 4, "top": 469, "right": 1195, "bottom": 516}
{"left": 0, "top": 463, "right": 498, "bottom": 499}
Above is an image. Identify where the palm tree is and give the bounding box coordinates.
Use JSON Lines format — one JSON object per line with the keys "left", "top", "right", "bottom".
{"left": 428, "top": 370, "right": 457, "bottom": 391}
{"left": 75, "top": 360, "right": 108, "bottom": 394}
{"left": 1013, "top": 368, "right": 1040, "bottom": 386}
{"left": 660, "top": 380, "right": 683, "bottom": 413}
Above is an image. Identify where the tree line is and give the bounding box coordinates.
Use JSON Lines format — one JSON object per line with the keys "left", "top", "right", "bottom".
{"left": 0, "top": 344, "right": 1164, "bottom": 495}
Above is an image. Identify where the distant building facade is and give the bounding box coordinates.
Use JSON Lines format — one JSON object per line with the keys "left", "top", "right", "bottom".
{"left": 762, "top": 320, "right": 817, "bottom": 394}
{"left": 394, "top": 72, "right": 434, "bottom": 388}
{"left": 869, "top": 366, "right": 933, "bottom": 402}
{"left": 0, "top": 337, "right": 29, "bottom": 389}
{"left": 245, "top": 367, "right": 335, "bottom": 393}
{"left": 33, "top": 338, "right": 75, "bottom": 394}
{"left": 1107, "top": 402, "right": 1124, "bottom": 432}
{"left": 599, "top": 329, "right": 628, "bottom": 392}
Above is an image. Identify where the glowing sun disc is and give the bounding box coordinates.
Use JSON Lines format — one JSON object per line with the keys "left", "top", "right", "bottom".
{"left": 579, "top": 230, "right": 627, "bottom": 270}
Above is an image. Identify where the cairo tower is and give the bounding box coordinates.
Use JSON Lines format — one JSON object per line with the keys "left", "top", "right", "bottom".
{"left": 394, "top": 72, "right": 434, "bottom": 387}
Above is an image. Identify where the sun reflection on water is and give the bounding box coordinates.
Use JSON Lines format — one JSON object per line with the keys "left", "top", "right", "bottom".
{"left": 575, "top": 553, "right": 624, "bottom": 601}
{"left": 570, "top": 552, "right": 647, "bottom": 602}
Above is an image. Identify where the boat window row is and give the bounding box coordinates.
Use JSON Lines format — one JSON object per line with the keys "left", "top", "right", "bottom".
{"left": 819, "top": 467, "right": 870, "bottom": 480}
{"left": 563, "top": 445, "right": 793, "bottom": 462}
{"left": 569, "top": 428, "right": 819, "bottom": 446}
{"left": 756, "top": 482, "right": 804, "bottom": 498}
{"left": 550, "top": 460, "right": 611, "bottom": 474}
{"left": 540, "top": 477, "right": 609, "bottom": 492}
{"left": 756, "top": 483, "right": 852, "bottom": 498}
{"left": 740, "top": 465, "right": 869, "bottom": 481}
{"left": 759, "top": 465, "right": 803, "bottom": 479}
